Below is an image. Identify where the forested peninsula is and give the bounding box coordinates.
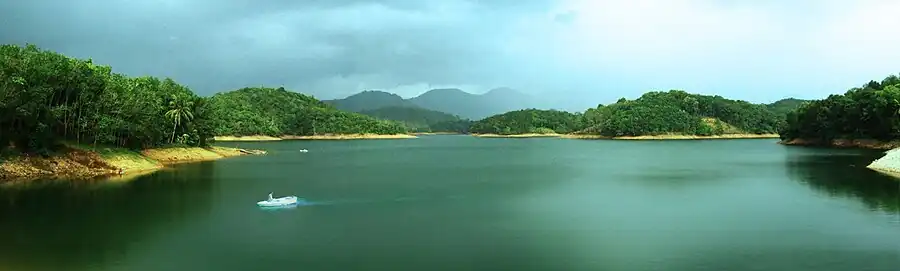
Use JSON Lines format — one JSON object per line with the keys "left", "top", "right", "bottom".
{"left": 468, "top": 109, "right": 583, "bottom": 137}
{"left": 468, "top": 90, "right": 786, "bottom": 139}
{"left": 779, "top": 74, "right": 900, "bottom": 149}
{"left": 0, "top": 44, "right": 412, "bottom": 181}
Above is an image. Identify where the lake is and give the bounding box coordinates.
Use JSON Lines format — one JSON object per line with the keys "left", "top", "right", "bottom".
{"left": 1, "top": 136, "right": 898, "bottom": 271}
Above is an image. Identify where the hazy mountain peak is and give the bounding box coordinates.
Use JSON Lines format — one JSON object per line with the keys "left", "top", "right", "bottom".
{"left": 330, "top": 87, "right": 544, "bottom": 120}
{"left": 484, "top": 87, "right": 523, "bottom": 96}
{"left": 417, "top": 88, "right": 470, "bottom": 97}
{"left": 324, "top": 90, "right": 414, "bottom": 112}
{"left": 350, "top": 90, "right": 403, "bottom": 98}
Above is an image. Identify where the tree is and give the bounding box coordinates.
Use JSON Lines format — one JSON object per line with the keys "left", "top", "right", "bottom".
{"left": 165, "top": 97, "right": 194, "bottom": 144}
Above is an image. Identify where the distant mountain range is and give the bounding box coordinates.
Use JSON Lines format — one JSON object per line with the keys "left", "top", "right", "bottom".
{"left": 324, "top": 87, "right": 539, "bottom": 120}
{"left": 324, "top": 87, "right": 810, "bottom": 124}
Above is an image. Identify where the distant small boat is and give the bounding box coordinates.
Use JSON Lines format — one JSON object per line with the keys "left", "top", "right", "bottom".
{"left": 299, "top": 149, "right": 309, "bottom": 153}
{"left": 257, "top": 193, "right": 299, "bottom": 207}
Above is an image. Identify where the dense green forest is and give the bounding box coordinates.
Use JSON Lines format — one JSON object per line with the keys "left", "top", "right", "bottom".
{"left": 208, "top": 87, "right": 407, "bottom": 137}
{"left": 358, "top": 106, "right": 470, "bottom": 133}
{"left": 0, "top": 44, "right": 406, "bottom": 154}
{"left": 580, "top": 90, "right": 782, "bottom": 137}
{"left": 779, "top": 74, "right": 900, "bottom": 141}
{"left": 469, "top": 109, "right": 583, "bottom": 135}
{"left": 0, "top": 44, "right": 214, "bottom": 153}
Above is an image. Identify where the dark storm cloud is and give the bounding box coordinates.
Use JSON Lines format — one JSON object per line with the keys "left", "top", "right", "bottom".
{"left": 0, "top": 0, "right": 556, "bottom": 98}
{"left": 6, "top": 0, "right": 894, "bottom": 108}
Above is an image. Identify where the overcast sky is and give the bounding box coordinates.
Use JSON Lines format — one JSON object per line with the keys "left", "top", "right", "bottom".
{"left": 2, "top": 0, "right": 899, "bottom": 109}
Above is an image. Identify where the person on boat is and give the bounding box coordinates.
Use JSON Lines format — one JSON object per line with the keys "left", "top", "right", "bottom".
{"left": 268, "top": 193, "right": 273, "bottom": 201}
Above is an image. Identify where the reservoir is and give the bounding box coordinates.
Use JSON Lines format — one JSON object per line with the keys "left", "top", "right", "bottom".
{"left": 1, "top": 136, "right": 898, "bottom": 270}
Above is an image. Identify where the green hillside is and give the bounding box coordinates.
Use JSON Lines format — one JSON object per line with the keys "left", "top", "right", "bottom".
{"left": 207, "top": 87, "right": 408, "bottom": 137}
{"left": 580, "top": 90, "right": 781, "bottom": 137}
{"left": 767, "top": 98, "right": 810, "bottom": 116}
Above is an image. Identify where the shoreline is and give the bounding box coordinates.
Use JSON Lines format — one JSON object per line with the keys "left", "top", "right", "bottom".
{"left": 412, "top": 132, "right": 462, "bottom": 135}
{"left": 470, "top": 133, "right": 781, "bottom": 140}
{"left": 0, "top": 145, "right": 265, "bottom": 183}
{"left": 471, "top": 133, "right": 562, "bottom": 138}
{"left": 564, "top": 133, "right": 781, "bottom": 140}
{"left": 778, "top": 138, "right": 900, "bottom": 150}
{"left": 214, "top": 133, "right": 417, "bottom": 141}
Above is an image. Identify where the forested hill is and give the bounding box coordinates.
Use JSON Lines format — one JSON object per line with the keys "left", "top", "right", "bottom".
{"left": 767, "top": 98, "right": 810, "bottom": 116}
{"left": 207, "top": 87, "right": 408, "bottom": 137}
{"left": 779, "top": 74, "right": 900, "bottom": 142}
{"left": 469, "top": 109, "right": 583, "bottom": 135}
{"left": 323, "top": 90, "right": 415, "bottom": 112}
{"left": 0, "top": 44, "right": 407, "bottom": 154}
{"left": 357, "top": 106, "right": 470, "bottom": 133}
{"left": 580, "top": 90, "right": 782, "bottom": 137}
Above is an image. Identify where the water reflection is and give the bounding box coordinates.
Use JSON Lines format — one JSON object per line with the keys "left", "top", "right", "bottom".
{"left": 0, "top": 162, "right": 217, "bottom": 270}
{"left": 785, "top": 149, "right": 900, "bottom": 214}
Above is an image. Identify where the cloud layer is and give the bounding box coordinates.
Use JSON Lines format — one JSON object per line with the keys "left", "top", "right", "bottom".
{"left": 2, "top": 0, "right": 898, "bottom": 110}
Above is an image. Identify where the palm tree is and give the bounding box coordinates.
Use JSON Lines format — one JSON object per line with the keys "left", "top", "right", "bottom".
{"left": 165, "top": 97, "right": 194, "bottom": 144}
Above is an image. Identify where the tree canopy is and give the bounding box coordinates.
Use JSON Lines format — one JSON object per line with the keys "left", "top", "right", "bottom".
{"left": 779, "top": 74, "right": 900, "bottom": 141}
{"left": 0, "top": 44, "right": 213, "bottom": 153}
{"left": 0, "top": 44, "right": 408, "bottom": 153}
{"left": 207, "top": 87, "right": 409, "bottom": 137}
{"left": 580, "top": 90, "right": 782, "bottom": 137}
{"left": 469, "top": 109, "right": 583, "bottom": 135}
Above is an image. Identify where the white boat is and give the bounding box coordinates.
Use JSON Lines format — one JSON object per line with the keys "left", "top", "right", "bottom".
{"left": 257, "top": 193, "right": 299, "bottom": 207}
{"left": 299, "top": 149, "right": 308, "bottom": 153}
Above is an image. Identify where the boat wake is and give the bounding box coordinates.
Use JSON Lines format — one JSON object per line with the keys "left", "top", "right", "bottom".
{"left": 258, "top": 194, "right": 468, "bottom": 209}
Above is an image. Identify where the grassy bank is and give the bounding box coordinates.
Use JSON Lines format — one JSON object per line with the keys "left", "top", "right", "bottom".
{"left": 0, "top": 145, "right": 264, "bottom": 182}
{"left": 471, "top": 133, "right": 562, "bottom": 138}
{"left": 562, "top": 133, "right": 781, "bottom": 140}
{"left": 778, "top": 138, "right": 900, "bottom": 150}
{"left": 215, "top": 134, "right": 418, "bottom": 141}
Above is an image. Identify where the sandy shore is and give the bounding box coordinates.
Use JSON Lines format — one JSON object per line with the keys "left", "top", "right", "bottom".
{"left": 779, "top": 138, "right": 900, "bottom": 150}
{"left": 213, "top": 135, "right": 282, "bottom": 141}
{"left": 562, "top": 133, "right": 780, "bottom": 140}
{"left": 471, "top": 133, "right": 562, "bottom": 138}
{"left": 214, "top": 134, "right": 417, "bottom": 141}
{"left": 0, "top": 145, "right": 265, "bottom": 183}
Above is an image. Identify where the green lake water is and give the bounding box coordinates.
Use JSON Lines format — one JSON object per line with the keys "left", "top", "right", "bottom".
{"left": 1, "top": 136, "right": 898, "bottom": 270}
